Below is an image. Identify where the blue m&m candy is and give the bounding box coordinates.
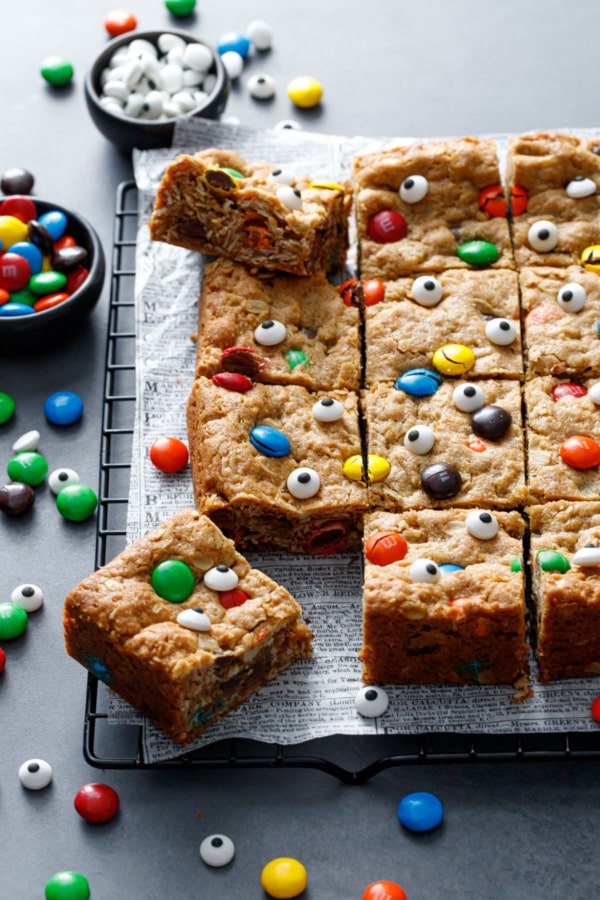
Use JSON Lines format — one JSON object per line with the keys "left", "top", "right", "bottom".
{"left": 249, "top": 425, "right": 291, "bottom": 457}
{"left": 44, "top": 390, "right": 83, "bottom": 425}
{"left": 38, "top": 209, "right": 67, "bottom": 241}
{"left": 217, "top": 32, "right": 251, "bottom": 58}
{"left": 398, "top": 791, "right": 444, "bottom": 832}
{"left": 394, "top": 368, "right": 442, "bottom": 398}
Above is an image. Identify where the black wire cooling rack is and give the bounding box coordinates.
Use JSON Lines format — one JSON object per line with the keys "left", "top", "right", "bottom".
{"left": 84, "top": 180, "right": 600, "bottom": 783}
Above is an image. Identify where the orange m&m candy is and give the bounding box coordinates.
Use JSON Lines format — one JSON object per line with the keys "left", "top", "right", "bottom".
{"left": 365, "top": 531, "right": 408, "bottom": 566}
{"left": 149, "top": 436, "right": 189, "bottom": 473}
{"left": 559, "top": 435, "right": 600, "bottom": 470}
{"left": 362, "top": 881, "right": 407, "bottom": 900}
{"left": 104, "top": 9, "right": 138, "bottom": 37}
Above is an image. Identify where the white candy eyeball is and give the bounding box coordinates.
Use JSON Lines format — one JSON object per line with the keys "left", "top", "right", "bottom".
{"left": 528, "top": 220, "right": 559, "bottom": 252}
{"left": 312, "top": 397, "right": 344, "bottom": 422}
{"left": 248, "top": 73, "right": 276, "bottom": 100}
{"left": 140, "top": 90, "right": 165, "bottom": 120}
{"left": 246, "top": 20, "right": 274, "bottom": 51}
{"left": 176, "top": 607, "right": 211, "bottom": 632}
{"left": 411, "top": 275, "right": 443, "bottom": 307}
{"left": 485, "top": 317, "right": 517, "bottom": 346}
{"left": 221, "top": 50, "right": 244, "bottom": 80}
{"left": 287, "top": 467, "right": 321, "bottom": 499}
{"left": 48, "top": 468, "right": 80, "bottom": 494}
{"left": 203, "top": 564, "right": 239, "bottom": 591}
{"left": 565, "top": 176, "right": 597, "bottom": 199}
{"left": 269, "top": 168, "right": 296, "bottom": 184}
{"left": 399, "top": 174, "right": 429, "bottom": 203}
{"left": 157, "top": 33, "right": 186, "bottom": 54}
{"left": 129, "top": 38, "right": 159, "bottom": 59}
{"left": 254, "top": 319, "right": 287, "bottom": 346}
{"left": 12, "top": 430, "right": 40, "bottom": 453}
{"left": 403, "top": 424, "right": 435, "bottom": 455}
{"left": 355, "top": 685, "right": 389, "bottom": 717}
{"left": 466, "top": 510, "right": 499, "bottom": 540}
{"left": 557, "top": 282, "right": 587, "bottom": 313}
{"left": 18, "top": 758, "right": 52, "bottom": 790}
{"left": 274, "top": 120, "right": 302, "bottom": 131}
{"left": 11, "top": 583, "right": 44, "bottom": 613}
{"left": 200, "top": 834, "right": 235, "bottom": 867}
{"left": 103, "top": 80, "right": 129, "bottom": 102}
{"left": 588, "top": 382, "right": 600, "bottom": 405}
{"left": 409, "top": 558, "right": 441, "bottom": 583}
{"left": 124, "top": 93, "right": 145, "bottom": 118}
{"left": 182, "top": 42, "right": 214, "bottom": 73}
{"left": 276, "top": 186, "right": 303, "bottom": 211}
{"left": 572, "top": 546, "right": 600, "bottom": 566}
{"left": 452, "top": 383, "right": 485, "bottom": 412}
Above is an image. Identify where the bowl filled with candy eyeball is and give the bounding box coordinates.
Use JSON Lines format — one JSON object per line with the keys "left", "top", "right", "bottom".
{"left": 0, "top": 183, "right": 105, "bottom": 354}
{"left": 84, "top": 29, "right": 230, "bottom": 152}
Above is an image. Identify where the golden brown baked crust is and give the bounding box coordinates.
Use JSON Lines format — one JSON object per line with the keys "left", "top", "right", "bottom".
{"left": 353, "top": 137, "right": 514, "bottom": 278}
{"left": 506, "top": 132, "right": 600, "bottom": 268}
{"left": 186, "top": 377, "right": 367, "bottom": 554}
{"left": 195, "top": 258, "right": 361, "bottom": 390}
{"left": 63, "top": 508, "right": 312, "bottom": 744}
{"left": 360, "top": 509, "right": 530, "bottom": 696}
{"left": 364, "top": 268, "right": 523, "bottom": 384}
{"left": 149, "top": 148, "right": 352, "bottom": 275}
{"left": 528, "top": 501, "right": 600, "bottom": 681}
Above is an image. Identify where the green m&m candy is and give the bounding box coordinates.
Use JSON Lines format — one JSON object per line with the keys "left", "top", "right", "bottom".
{"left": 0, "top": 601, "right": 28, "bottom": 639}
{"left": 0, "top": 391, "right": 16, "bottom": 424}
{"left": 151, "top": 560, "right": 195, "bottom": 602}
{"left": 537, "top": 549, "right": 571, "bottom": 573}
{"left": 510, "top": 555, "right": 522, "bottom": 572}
{"left": 56, "top": 483, "right": 98, "bottom": 521}
{"left": 45, "top": 870, "right": 90, "bottom": 900}
{"left": 285, "top": 349, "right": 309, "bottom": 371}
{"left": 164, "top": 0, "right": 196, "bottom": 16}
{"left": 29, "top": 270, "right": 68, "bottom": 295}
{"left": 40, "top": 56, "right": 74, "bottom": 87}
{"left": 7, "top": 451, "right": 48, "bottom": 486}
{"left": 456, "top": 239, "right": 500, "bottom": 267}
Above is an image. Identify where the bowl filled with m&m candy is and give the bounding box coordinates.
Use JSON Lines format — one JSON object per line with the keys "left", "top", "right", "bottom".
{"left": 0, "top": 180, "right": 105, "bottom": 353}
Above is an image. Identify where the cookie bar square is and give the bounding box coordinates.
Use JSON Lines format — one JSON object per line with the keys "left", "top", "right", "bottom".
{"left": 149, "top": 148, "right": 352, "bottom": 276}
{"left": 360, "top": 509, "right": 530, "bottom": 695}
{"left": 528, "top": 500, "right": 600, "bottom": 681}
{"left": 520, "top": 266, "right": 600, "bottom": 377}
{"left": 63, "top": 508, "right": 312, "bottom": 745}
{"left": 353, "top": 137, "right": 514, "bottom": 279}
{"left": 186, "top": 377, "right": 367, "bottom": 555}
{"left": 362, "top": 379, "right": 527, "bottom": 510}
{"left": 364, "top": 268, "right": 523, "bottom": 386}
{"left": 524, "top": 375, "right": 600, "bottom": 502}
{"left": 195, "top": 258, "right": 361, "bottom": 391}
{"left": 507, "top": 132, "right": 600, "bottom": 268}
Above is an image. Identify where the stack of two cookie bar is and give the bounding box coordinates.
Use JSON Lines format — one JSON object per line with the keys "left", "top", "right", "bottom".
{"left": 353, "top": 133, "right": 600, "bottom": 694}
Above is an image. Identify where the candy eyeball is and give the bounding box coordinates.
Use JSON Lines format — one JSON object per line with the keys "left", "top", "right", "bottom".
{"left": 485, "top": 317, "right": 517, "bottom": 346}
{"left": 355, "top": 685, "right": 389, "bottom": 717}
{"left": 312, "top": 397, "right": 344, "bottom": 422}
{"left": 411, "top": 275, "right": 443, "bottom": 307}
{"left": 452, "top": 383, "right": 485, "bottom": 412}
{"left": 276, "top": 186, "right": 303, "bottom": 210}
{"left": 245, "top": 20, "right": 274, "bottom": 51}
{"left": 200, "top": 834, "right": 235, "bottom": 867}
{"left": 18, "top": 758, "right": 52, "bottom": 790}
{"left": 269, "top": 167, "right": 296, "bottom": 185}
{"left": 528, "top": 220, "right": 559, "bottom": 252}
{"left": 565, "top": 176, "right": 597, "bottom": 199}
{"left": 248, "top": 73, "right": 276, "bottom": 100}
{"left": 274, "top": 119, "right": 302, "bottom": 131}
{"left": 48, "top": 467, "right": 80, "bottom": 494}
{"left": 588, "top": 382, "right": 600, "bottom": 405}
{"left": 403, "top": 424, "right": 435, "bottom": 455}
{"left": 466, "top": 510, "right": 499, "bottom": 540}
{"left": 287, "top": 467, "right": 321, "bottom": 499}
{"left": 399, "top": 174, "right": 429, "bottom": 203}
{"left": 556, "top": 282, "right": 587, "bottom": 313}
{"left": 254, "top": 319, "right": 287, "bottom": 346}
{"left": 409, "top": 558, "right": 441, "bottom": 583}
{"left": 11, "top": 583, "right": 43, "bottom": 612}
{"left": 203, "top": 564, "right": 239, "bottom": 591}
{"left": 176, "top": 607, "right": 211, "bottom": 632}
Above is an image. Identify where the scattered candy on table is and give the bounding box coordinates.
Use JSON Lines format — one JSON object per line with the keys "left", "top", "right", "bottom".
{"left": 56, "top": 483, "right": 98, "bottom": 522}
{"left": 151, "top": 559, "right": 195, "bottom": 602}
{"left": 11, "top": 583, "right": 44, "bottom": 612}
{"left": 246, "top": 20, "right": 273, "bottom": 51}
{"left": 397, "top": 791, "right": 444, "bottom": 832}
{"left": 40, "top": 56, "right": 74, "bottom": 87}
{"left": 44, "top": 391, "right": 84, "bottom": 426}
{"left": 164, "top": 0, "right": 196, "bottom": 15}
{"left": 355, "top": 685, "right": 389, "bottom": 717}
{"left": 362, "top": 881, "right": 408, "bottom": 900}
{"left": 217, "top": 32, "right": 251, "bottom": 59}
{"left": 44, "top": 870, "right": 90, "bottom": 900}
{"left": 18, "top": 758, "right": 53, "bottom": 790}
{"left": 1, "top": 168, "right": 34, "bottom": 195}
{"left": 0, "top": 481, "right": 35, "bottom": 514}
{"left": 49, "top": 467, "right": 81, "bottom": 494}
{"left": 0, "top": 391, "right": 15, "bottom": 424}
{"left": 104, "top": 9, "right": 138, "bottom": 37}
{"left": 74, "top": 782, "right": 120, "bottom": 823}
{"left": 0, "top": 646, "right": 5, "bottom": 672}
{"left": 221, "top": 50, "right": 244, "bottom": 80}
{"left": 248, "top": 73, "right": 276, "bottom": 100}
{"left": 149, "top": 436, "right": 189, "bottom": 472}
{"left": 591, "top": 696, "right": 600, "bottom": 722}
{"left": 0, "top": 601, "right": 28, "bottom": 639}
{"left": 260, "top": 857, "right": 308, "bottom": 899}
{"left": 286, "top": 75, "right": 323, "bottom": 108}
{"left": 199, "top": 833, "right": 236, "bottom": 866}
{"left": 7, "top": 450, "right": 48, "bottom": 486}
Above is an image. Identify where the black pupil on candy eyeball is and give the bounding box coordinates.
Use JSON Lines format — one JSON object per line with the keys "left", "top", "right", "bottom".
{"left": 22, "top": 586, "right": 35, "bottom": 597}
{"left": 404, "top": 178, "right": 414, "bottom": 189}
{"left": 262, "top": 320, "right": 274, "bottom": 328}
{"left": 59, "top": 472, "right": 69, "bottom": 481}
{"left": 321, "top": 398, "right": 334, "bottom": 406}
{"left": 193, "top": 607, "right": 204, "bottom": 614}
{"left": 426, "top": 563, "right": 437, "bottom": 574}
{"left": 298, "top": 472, "right": 311, "bottom": 483}
{"left": 293, "top": 189, "right": 301, "bottom": 198}
{"left": 499, "top": 321, "right": 510, "bottom": 330}
{"left": 574, "top": 176, "right": 584, "bottom": 181}
{"left": 28, "top": 763, "right": 40, "bottom": 772}
{"left": 408, "top": 430, "right": 419, "bottom": 441}
{"left": 211, "top": 837, "right": 224, "bottom": 848}
{"left": 216, "top": 565, "right": 229, "bottom": 573}
{"left": 272, "top": 169, "right": 282, "bottom": 175}
{"left": 562, "top": 291, "right": 573, "bottom": 301}
{"left": 539, "top": 229, "right": 550, "bottom": 240}
{"left": 480, "top": 513, "right": 492, "bottom": 523}
{"left": 424, "top": 281, "right": 435, "bottom": 291}
{"left": 464, "top": 386, "right": 476, "bottom": 397}
{"left": 365, "top": 689, "right": 378, "bottom": 701}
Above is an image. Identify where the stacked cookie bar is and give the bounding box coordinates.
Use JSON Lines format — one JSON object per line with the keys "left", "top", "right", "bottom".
{"left": 354, "top": 132, "right": 600, "bottom": 691}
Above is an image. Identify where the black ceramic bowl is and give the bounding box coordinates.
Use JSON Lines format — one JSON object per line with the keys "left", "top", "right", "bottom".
{"left": 0, "top": 199, "right": 105, "bottom": 354}
{"left": 84, "top": 29, "right": 229, "bottom": 152}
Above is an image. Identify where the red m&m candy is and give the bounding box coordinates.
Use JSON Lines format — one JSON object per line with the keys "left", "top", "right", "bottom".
{"left": 365, "top": 531, "right": 408, "bottom": 566}
{"left": 559, "top": 435, "right": 600, "bottom": 470}
{"left": 219, "top": 588, "right": 250, "bottom": 609}
{"left": 367, "top": 210, "right": 407, "bottom": 243}
{"left": 551, "top": 383, "right": 587, "bottom": 401}
{"left": 0, "top": 252, "right": 30, "bottom": 291}
{"left": 591, "top": 696, "right": 600, "bottom": 722}
{"left": 478, "top": 184, "right": 507, "bottom": 218}
{"left": 149, "top": 436, "right": 189, "bottom": 473}
{"left": 74, "top": 782, "right": 120, "bottom": 823}
{"left": 509, "top": 184, "right": 528, "bottom": 216}
{"left": 211, "top": 372, "right": 254, "bottom": 392}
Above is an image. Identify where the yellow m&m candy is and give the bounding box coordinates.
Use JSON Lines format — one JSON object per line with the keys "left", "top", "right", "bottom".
{"left": 343, "top": 454, "right": 390, "bottom": 484}
{"left": 260, "top": 857, "right": 307, "bottom": 899}
{"left": 581, "top": 244, "right": 600, "bottom": 274}
{"left": 286, "top": 75, "right": 323, "bottom": 108}
{"left": 432, "top": 343, "right": 475, "bottom": 377}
